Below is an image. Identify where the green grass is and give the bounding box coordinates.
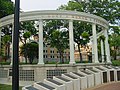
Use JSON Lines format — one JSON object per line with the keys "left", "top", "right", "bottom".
{"left": 112, "top": 60, "right": 120, "bottom": 66}
{"left": 0, "top": 84, "right": 22, "bottom": 90}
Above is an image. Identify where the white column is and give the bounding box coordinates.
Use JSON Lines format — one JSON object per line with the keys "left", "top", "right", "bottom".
{"left": 101, "top": 40, "right": 104, "bottom": 62}
{"left": 10, "top": 23, "right": 14, "bottom": 65}
{"left": 91, "top": 39, "right": 94, "bottom": 62}
{"left": 104, "top": 29, "right": 111, "bottom": 63}
{"left": 92, "top": 23, "right": 99, "bottom": 63}
{"left": 69, "top": 20, "right": 75, "bottom": 64}
{"left": 38, "top": 20, "right": 44, "bottom": 64}
{"left": 0, "top": 27, "right": 1, "bottom": 54}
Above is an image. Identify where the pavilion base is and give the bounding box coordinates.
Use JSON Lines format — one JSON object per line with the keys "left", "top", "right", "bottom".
{"left": 0, "top": 63, "right": 111, "bottom": 86}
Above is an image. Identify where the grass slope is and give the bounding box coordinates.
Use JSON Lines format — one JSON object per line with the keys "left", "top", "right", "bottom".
{"left": 0, "top": 84, "right": 22, "bottom": 90}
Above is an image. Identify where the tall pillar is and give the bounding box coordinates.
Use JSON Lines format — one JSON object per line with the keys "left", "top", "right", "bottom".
{"left": 101, "top": 40, "right": 104, "bottom": 62}
{"left": 10, "top": 23, "right": 14, "bottom": 65}
{"left": 38, "top": 20, "right": 44, "bottom": 64}
{"left": 91, "top": 39, "right": 94, "bottom": 62}
{"left": 69, "top": 20, "right": 75, "bottom": 64}
{"left": 0, "top": 27, "right": 1, "bottom": 55}
{"left": 0, "top": 27, "right": 2, "bottom": 56}
{"left": 104, "top": 29, "right": 111, "bottom": 63}
{"left": 92, "top": 23, "right": 99, "bottom": 63}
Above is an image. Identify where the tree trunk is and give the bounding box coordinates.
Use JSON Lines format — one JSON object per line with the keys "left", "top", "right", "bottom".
{"left": 59, "top": 51, "right": 62, "bottom": 63}
{"left": 61, "top": 53, "right": 64, "bottom": 63}
{"left": 24, "top": 41, "right": 27, "bottom": 63}
{"left": 5, "top": 45, "right": 7, "bottom": 62}
{"left": 7, "top": 42, "right": 10, "bottom": 60}
{"left": 78, "top": 43, "right": 82, "bottom": 63}
{"left": 114, "top": 46, "right": 117, "bottom": 60}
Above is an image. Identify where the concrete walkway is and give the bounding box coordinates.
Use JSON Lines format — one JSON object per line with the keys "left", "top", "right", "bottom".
{"left": 84, "top": 81, "right": 120, "bottom": 90}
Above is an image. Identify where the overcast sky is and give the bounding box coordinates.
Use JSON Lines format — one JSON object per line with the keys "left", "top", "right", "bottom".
{"left": 11, "top": 0, "right": 70, "bottom": 11}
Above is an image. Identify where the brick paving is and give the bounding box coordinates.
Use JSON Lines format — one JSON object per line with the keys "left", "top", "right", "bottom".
{"left": 85, "top": 82, "right": 120, "bottom": 90}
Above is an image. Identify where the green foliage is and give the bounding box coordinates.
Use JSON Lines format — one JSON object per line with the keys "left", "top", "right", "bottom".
{"left": 20, "top": 21, "right": 37, "bottom": 35}
{"left": 99, "top": 35, "right": 105, "bottom": 41}
{"left": 58, "top": 0, "right": 120, "bottom": 62}
{"left": 112, "top": 60, "right": 120, "bottom": 66}
{"left": 58, "top": 0, "right": 120, "bottom": 26}
{"left": 1, "top": 35, "right": 11, "bottom": 60}
{"left": 19, "top": 21, "right": 37, "bottom": 63}
{"left": 48, "top": 30, "right": 69, "bottom": 63}
{"left": 87, "top": 0, "right": 120, "bottom": 25}
{"left": 43, "top": 20, "right": 69, "bottom": 63}
{"left": 0, "top": 0, "right": 14, "bottom": 18}
{"left": 109, "top": 33, "right": 120, "bottom": 60}
{"left": 20, "top": 42, "right": 38, "bottom": 64}
{"left": 2, "top": 35, "right": 11, "bottom": 44}
{"left": 23, "top": 32, "right": 31, "bottom": 39}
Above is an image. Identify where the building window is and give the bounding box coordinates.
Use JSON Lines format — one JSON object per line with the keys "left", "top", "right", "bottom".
{"left": 43, "top": 55, "right": 45, "bottom": 58}
{"left": 50, "top": 50, "right": 52, "bottom": 53}
{"left": 43, "top": 50, "right": 45, "bottom": 53}
{"left": 51, "top": 56, "right": 52, "bottom": 58}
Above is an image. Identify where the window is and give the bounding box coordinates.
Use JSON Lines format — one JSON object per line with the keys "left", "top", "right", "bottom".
{"left": 50, "top": 50, "right": 52, "bottom": 53}
{"left": 51, "top": 56, "right": 52, "bottom": 58}
{"left": 43, "top": 55, "right": 45, "bottom": 58}
{"left": 53, "top": 56, "right": 54, "bottom": 58}
{"left": 43, "top": 50, "right": 45, "bottom": 53}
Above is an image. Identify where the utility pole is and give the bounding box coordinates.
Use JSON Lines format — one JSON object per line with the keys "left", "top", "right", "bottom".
{"left": 12, "top": 0, "right": 20, "bottom": 90}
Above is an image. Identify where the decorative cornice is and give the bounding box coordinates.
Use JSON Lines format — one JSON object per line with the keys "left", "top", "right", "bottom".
{"left": 0, "top": 10, "right": 109, "bottom": 28}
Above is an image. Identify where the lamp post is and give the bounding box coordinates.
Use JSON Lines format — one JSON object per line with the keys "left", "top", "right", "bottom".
{"left": 12, "top": 0, "right": 20, "bottom": 90}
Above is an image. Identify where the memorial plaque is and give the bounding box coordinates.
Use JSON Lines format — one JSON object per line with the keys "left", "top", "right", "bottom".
{"left": 103, "top": 72, "right": 107, "bottom": 83}
{"left": 110, "top": 71, "right": 114, "bottom": 81}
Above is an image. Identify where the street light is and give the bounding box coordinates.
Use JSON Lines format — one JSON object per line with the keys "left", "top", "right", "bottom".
{"left": 12, "top": 0, "right": 20, "bottom": 90}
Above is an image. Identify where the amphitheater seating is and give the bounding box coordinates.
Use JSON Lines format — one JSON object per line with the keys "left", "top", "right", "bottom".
{"left": 22, "top": 66, "right": 120, "bottom": 90}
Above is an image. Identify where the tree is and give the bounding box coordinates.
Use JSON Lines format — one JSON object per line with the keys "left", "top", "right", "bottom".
{"left": 58, "top": 0, "right": 120, "bottom": 62}
{"left": 59, "top": 0, "right": 119, "bottom": 25}
{"left": 74, "top": 22, "right": 90, "bottom": 62}
{"left": 0, "top": 26, "right": 12, "bottom": 57}
{"left": 20, "top": 42, "right": 38, "bottom": 64}
{"left": 43, "top": 20, "right": 69, "bottom": 63}
{"left": 48, "top": 30, "right": 69, "bottom": 63}
{"left": 19, "top": 21, "right": 37, "bottom": 63}
{"left": 2, "top": 35, "right": 11, "bottom": 61}
{"left": 0, "top": 0, "right": 14, "bottom": 18}
{"left": 109, "top": 33, "right": 120, "bottom": 60}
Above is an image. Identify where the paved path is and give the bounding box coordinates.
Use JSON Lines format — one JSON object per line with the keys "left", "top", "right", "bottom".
{"left": 85, "top": 82, "right": 120, "bottom": 90}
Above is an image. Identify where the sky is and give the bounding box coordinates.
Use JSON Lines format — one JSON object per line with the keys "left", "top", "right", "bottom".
{"left": 11, "top": 0, "right": 70, "bottom": 12}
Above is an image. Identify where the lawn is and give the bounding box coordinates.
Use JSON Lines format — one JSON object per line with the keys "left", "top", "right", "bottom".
{"left": 0, "top": 84, "right": 22, "bottom": 90}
